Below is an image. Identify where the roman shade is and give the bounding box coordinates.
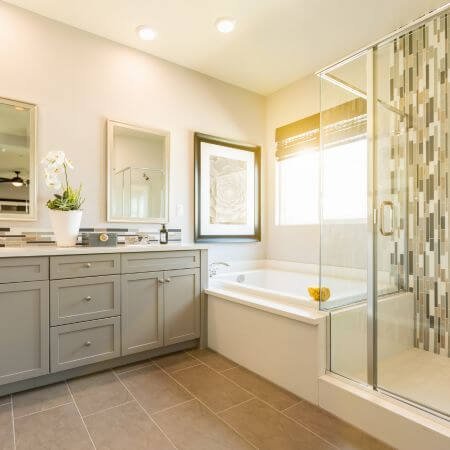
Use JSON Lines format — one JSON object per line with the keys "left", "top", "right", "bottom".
{"left": 275, "top": 98, "right": 367, "bottom": 161}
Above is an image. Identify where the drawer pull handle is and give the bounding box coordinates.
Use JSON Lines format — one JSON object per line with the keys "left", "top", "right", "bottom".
{"left": 85, "top": 296, "right": 92, "bottom": 302}
{"left": 164, "top": 277, "right": 171, "bottom": 283}
{"left": 85, "top": 341, "right": 92, "bottom": 347}
{"left": 85, "top": 263, "right": 92, "bottom": 268}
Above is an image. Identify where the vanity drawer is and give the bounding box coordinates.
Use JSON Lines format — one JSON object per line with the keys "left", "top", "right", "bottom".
{"left": 50, "top": 275, "right": 120, "bottom": 326}
{"left": 121, "top": 251, "right": 200, "bottom": 273}
{"left": 50, "top": 317, "right": 120, "bottom": 372}
{"left": 50, "top": 254, "right": 120, "bottom": 279}
{"left": 0, "top": 257, "right": 48, "bottom": 283}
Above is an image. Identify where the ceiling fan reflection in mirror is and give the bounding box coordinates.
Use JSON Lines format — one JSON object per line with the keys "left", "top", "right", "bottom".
{"left": 0, "top": 171, "right": 29, "bottom": 187}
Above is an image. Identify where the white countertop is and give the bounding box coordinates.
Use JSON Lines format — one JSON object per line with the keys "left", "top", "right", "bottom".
{"left": 0, "top": 243, "right": 208, "bottom": 258}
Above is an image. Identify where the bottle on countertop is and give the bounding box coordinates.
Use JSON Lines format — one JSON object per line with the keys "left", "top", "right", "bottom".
{"left": 160, "top": 224, "right": 168, "bottom": 244}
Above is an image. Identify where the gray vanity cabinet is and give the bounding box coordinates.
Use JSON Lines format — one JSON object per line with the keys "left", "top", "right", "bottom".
{"left": 0, "top": 281, "right": 49, "bottom": 386}
{"left": 121, "top": 271, "right": 164, "bottom": 355}
{"left": 164, "top": 268, "right": 200, "bottom": 346}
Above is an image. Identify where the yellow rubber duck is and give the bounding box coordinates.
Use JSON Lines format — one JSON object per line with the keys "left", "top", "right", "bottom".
{"left": 307, "top": 286, "right": 331, "bottom": 302}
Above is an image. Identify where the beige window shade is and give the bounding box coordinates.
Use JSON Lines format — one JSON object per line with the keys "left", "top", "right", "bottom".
{"left": 275, "top": 98, "right": 367, "bottom": 161}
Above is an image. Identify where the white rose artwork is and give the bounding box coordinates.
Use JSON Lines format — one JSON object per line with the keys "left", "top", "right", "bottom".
{"left": 194, "top": 133, "right": 260, "bottom": 242}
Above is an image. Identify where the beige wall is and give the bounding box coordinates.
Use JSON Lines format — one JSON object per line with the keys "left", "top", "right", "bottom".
{"left": 0, "top": 2, "right": 265, "bottom": 262}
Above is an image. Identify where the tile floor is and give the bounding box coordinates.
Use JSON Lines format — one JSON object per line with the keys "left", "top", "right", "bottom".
{"left": 0, "top": 349, "right": 393, "bottom": 450}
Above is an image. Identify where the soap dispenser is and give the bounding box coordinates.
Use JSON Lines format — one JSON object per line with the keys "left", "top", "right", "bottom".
{"left": 160, "top": 224, "right": 168, "bottom": 244}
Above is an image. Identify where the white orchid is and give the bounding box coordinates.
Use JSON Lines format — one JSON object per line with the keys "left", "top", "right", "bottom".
{"left": 41, "top": 150, "right": 66, "bottom": 169}
{"left": 41, "top": 151, "right": 84, "bottom": 211}
{"left": 44, "top": 169, "right": 62, "bottom": 191}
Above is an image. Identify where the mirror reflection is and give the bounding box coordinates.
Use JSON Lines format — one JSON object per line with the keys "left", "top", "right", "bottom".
{"left": 107, "top": 121, "right": 169, "bottom": 223}
{"left": 0, "top": 98, "right": 36, "bottom": 219}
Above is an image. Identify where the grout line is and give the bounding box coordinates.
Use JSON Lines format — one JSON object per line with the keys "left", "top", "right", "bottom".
{"left": 13, "top": 401, "right": 74, "bottom": 420}
{"left": 281, "top": 400, "right": 304, "bottom": 412}
{"left": 82, "top": 400, "right": 135, "bottom": 418}
{"left": 66, "top": 381, "right": 97, "bottom": 450}
{"left": 153, "top": 360, "right": 258, "bottom": 450}
{"left": 112, "top": 371, "right": 179, "bottom": 450}
{"left": 0, "top": 394, "right": 11, "bottom": 407}
{"left": 113, "top": 360, "right": 155, "bottom": 376}
{"left": 216, "top": 397, "right": 255, "bottom": 415}
{"left": 184, "top": 350, "right": 239, "bottom": 373}
{"left": 10, "top": 395, "right": 16, "bottom": 450}
{"left": 168, "top": 363, "right": 204, "bottom": 374}
{"left": 219, "top": 366, "right": 238, "bottom": 373}
{"left": 150, "top": 399, "right": 196, "bottom": 416}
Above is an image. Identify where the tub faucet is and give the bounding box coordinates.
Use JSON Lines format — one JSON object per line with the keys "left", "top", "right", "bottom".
{"left": 209, "top": 262, "right": 230, "bottom": 278}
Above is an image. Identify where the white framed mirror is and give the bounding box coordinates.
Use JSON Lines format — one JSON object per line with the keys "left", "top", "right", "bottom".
{"left": 0, "top": 97, "right": 37, "bottom": 221}
{"left": 107, "top": 120, "right": 170, "bottom": 223}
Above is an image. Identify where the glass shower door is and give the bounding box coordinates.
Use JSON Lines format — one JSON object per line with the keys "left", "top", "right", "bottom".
{"left": 374, "top": 16, "right": 450, "bottom": 418}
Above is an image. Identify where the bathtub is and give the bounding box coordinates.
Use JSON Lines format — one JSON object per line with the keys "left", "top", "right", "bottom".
{"left": 213, "top": 267, "right": 369, "bottom": 310}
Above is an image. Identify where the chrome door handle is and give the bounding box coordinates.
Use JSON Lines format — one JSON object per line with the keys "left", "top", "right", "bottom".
{"left": 379, "top": 200, "right": 394, "bottom": 236}
{"left": 85, "top": 296, "right": 92, "bottom": 301}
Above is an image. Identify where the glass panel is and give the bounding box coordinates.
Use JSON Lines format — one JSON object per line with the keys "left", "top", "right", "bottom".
{"left": 319, "top": 52, "right": 369, "bottom": 384}
{"left": 375, "top": 14, "right": 450, "bottom": 418}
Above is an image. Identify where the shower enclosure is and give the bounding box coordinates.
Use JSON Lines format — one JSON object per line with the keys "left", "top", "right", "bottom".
{"left": 318, "top": 8, "right": 449, "bottom": 419}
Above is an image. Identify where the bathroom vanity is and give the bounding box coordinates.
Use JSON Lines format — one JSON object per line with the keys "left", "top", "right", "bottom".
{"left": 0, "top": 245, "right": 208, "bottom": 395}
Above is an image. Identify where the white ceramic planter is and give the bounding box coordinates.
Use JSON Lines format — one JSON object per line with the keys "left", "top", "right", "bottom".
{"left": 48, "top": 209, "right": 82, "bottom": 247}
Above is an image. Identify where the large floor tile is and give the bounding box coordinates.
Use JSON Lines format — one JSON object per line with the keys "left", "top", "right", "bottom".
{"left": 114, "top": 359, "right": 154, "bottom": 374}
{"left": 223, "top": 366, "right": 299, "bottom": 411}
{"left": 172, "top": 364, "right": 253, "bottom": 413}
{"left": 85, "top": 401, "right": 173, "bottom": 450}
{"left": 219, "top": 398, "right": 333, "bottom": 450}
{"left": 0, "top": 404, "right": 14, "bottom": 450}
{"left": 13, "top": 383, "right": 72, "bottom": 418}
{"left": 188, "top": 348, "right": 238, "bottom": 371}
{"left": 285, "top": 401, "right": 393, "bottom": 450}
{"left": 154, "top": 351, "right": 200, "bottom": 373}
{"left": 68, "top": 370, "right": 131, "bottom": 416}
{"left": 154, "top": 399, "right": 253, "bottom": 450}
{"left": 119, "top": 365, "right": 192, "bottom": 414}
{"left": 15, "top": 403, "right": 93, "bottom": 450}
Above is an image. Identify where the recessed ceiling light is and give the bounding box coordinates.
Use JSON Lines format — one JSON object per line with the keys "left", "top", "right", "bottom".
{"left": 136, "top": 25, "right": 157, "bottom": 41}
{"left": 1, "top": 148, "right": 6, "bottom": 152}
{"left": 215, "top": 17, "right": 236, "bottom": 33}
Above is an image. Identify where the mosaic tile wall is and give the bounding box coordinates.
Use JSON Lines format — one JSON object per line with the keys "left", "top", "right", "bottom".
{"left": 390, "top": 13, "right": 449, "bottom": 356}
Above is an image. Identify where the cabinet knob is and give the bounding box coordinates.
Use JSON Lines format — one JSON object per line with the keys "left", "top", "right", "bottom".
{"left": 85, "top": 296, "right": 92, "bottom": 302}
{"left": 85, "top": 263, "right": 92, "bottom": 268}
{"left": 158, "top": 278, "right": 164, "bottom": 283}
{"left": 85, "top": 341, "right": 92, "bottom": 347}
{"left": 164, "top": 277, "right": 171, "bottom": 283}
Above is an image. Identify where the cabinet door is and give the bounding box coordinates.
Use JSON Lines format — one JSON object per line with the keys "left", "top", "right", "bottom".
{"left": 121, "top": 271, "right": 163, "bottom": 355}
{"left": 0, "top": 281, "right": 49, "bottom": 385}
{"left": 163, "top": 268, "right": 200, "bottom": 346}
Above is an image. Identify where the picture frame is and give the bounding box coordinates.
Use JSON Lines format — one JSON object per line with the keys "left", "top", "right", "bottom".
{"left": 194, "top": 132, "right": 261, "bottom": 243}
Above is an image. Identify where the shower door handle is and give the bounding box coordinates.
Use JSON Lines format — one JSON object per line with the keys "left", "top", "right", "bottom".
{"left": 379, "top": 200, "right": 394, "bottom": 236}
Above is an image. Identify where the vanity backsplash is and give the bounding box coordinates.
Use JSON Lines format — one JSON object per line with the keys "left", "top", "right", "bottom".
{"left": 0, "top": 227, "right": 182, "bottom": 247}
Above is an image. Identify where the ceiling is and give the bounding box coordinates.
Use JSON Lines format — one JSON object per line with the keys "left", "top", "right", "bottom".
{"left": 4, "top": 0, "right": 448, "bottom": 94}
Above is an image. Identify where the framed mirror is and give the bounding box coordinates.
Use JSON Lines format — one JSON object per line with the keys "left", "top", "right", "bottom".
{"left": 107, "top": 120, "right": 170, "bottom": 223}
{"left": 0, "top": 97, "right": 37, "bottom": 221}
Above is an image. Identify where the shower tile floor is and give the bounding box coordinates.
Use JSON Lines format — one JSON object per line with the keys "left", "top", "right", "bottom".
{"left": 0, "top": 349, "right": 393, "bottom": 450}
{"left": 378, "top": 347, "right": 450, "bottom": 416}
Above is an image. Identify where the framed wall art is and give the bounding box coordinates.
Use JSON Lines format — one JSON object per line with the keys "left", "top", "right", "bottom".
{"left": 194, "top": 132, "right": 261, "bottom": 242}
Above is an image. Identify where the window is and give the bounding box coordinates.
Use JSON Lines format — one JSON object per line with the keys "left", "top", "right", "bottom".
{"left": 276, "top": 138, "right": 367, "bottom": 225}
{"left": 277, "top": 150, "right": 319, "bottom": 225}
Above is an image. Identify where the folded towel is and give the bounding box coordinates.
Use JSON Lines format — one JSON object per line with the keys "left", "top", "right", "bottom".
{"left": 307, "top": 286, "right": 331, "bottom": 302}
